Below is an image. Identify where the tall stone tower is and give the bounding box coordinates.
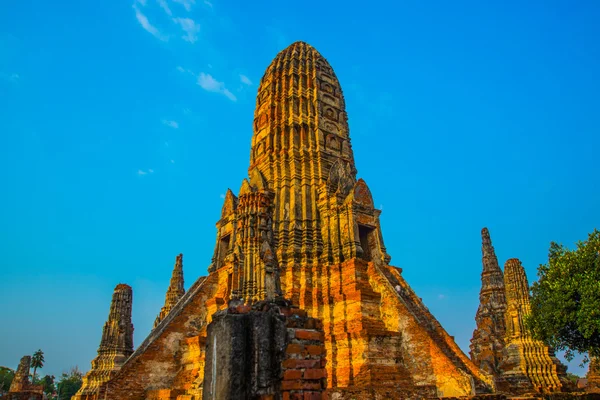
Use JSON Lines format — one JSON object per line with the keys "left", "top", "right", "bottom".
{"left": 154, "top": 253, "right": 186, "bottom": 327}
{"left": 470, "top": 228, "right": 507, "bottom": 375}
{"left": 497, "top": 258, "right": 566, "bottom": 394}
{"left": 73, "top": 284, "right": 134, "bottom": 399}
{"left": 78, "top": 42, "right": 495, "bottom": 400}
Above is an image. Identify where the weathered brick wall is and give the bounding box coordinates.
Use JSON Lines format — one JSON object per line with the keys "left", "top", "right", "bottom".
{"left": 281, "top": 308, "right": 327, "bottom": 400}
{"left": 281, "top": 255, "right": 492, "bottom": 397}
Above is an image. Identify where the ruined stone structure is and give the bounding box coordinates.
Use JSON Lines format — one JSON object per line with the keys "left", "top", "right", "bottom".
{"left": 470, "top": 228, "right": 507, "bottom": 375}
{"left": 8, "top": 355, "right": 43, "bottom": 400}
{"left": 77, "top": 41, "right": 496, "bottom": 400}
{"left": 73, "top": 284, "right": 134, "bottom": 399}
{"left": 496, "top": 258, "right": 567, "bottom": 394}
{"left": 155, "top": 254, "right": 186, "bottom": 328}
{"left": 470, "top": 231, "right": 571, "bottom": 395}
{"left": 588, "top": 358, "right": 600, "bottom": 392}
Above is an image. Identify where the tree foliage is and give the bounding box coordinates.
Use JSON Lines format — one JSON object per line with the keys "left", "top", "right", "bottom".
{"left": 0, "top": 366, "right": 15, "bottom": 393}
{"left": 527, "top": 229, "right": 600, "bottom": 362}
{"left": 31, "top": 349, "right": 45, "bottom": 382}
{"left": 39, "top": 374, "right": 56, "bottom": 395}
{"left": 57, "top": 366, "right": 83, "bottom": 400}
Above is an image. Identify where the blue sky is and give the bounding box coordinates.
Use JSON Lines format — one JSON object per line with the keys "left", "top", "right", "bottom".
{"left": 1, "top": 0, "right": 599, "bottom": 378}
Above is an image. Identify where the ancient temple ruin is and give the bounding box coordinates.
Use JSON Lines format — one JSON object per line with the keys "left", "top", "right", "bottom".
{"left": 470, "top": 229, "right": 569, "bottom": 395}
{"left": 77, "top": 41, "right": 502, "bottom": 399}
{"left": 155, "top": 254, "right": 186, "bottom": 328}
{"left": 8, "top": 355, "right": 43, "bottom": 399}
{"left": 73, "top": 284, "right": 134, "bottom": 399}
{"left": 470, "top": 228, "right": 507, "bottom": 376}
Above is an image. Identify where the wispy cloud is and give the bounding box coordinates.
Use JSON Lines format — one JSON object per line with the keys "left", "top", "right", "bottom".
{"left": 240, "top": 74, "right": 252, "bottom": 85}
{"left": 172, "top": 17, "right": 200, "bottom": 43}
{"left": 133, "top": 5, "right": 168, "bottom": 41}
{"left": 157, "top": 0, "right": 172, "bottom": 15}
{"left": 138, "top": 168, "right": 155, "bottom": 176}
{"left": 1, "top": 72, "right": 19, "bottom": 83}
{"left": 203, "top": 0, "right": 213, "bottom": 8}
{"left": 197, "top": 72, "right": 236, "bottom": 101}
{"left": 162, "top": 119, "right": 179, "bottom": 129}
{"left": 173, "top": 0, "right": 195, "bottom": 11}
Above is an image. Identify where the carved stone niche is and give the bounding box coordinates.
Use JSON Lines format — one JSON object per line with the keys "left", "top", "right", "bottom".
{"left": 323, "top": 106, "right": 338, "bottom": 122}
{"left": 326, "top": 134, "right": 341, "bottom": 153}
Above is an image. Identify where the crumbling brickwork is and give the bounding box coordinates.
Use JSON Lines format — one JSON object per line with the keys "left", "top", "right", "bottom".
{"left": 8, "top": 355, "right": 43, "bottom": 399}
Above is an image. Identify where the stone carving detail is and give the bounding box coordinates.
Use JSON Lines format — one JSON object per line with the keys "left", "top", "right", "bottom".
{"left": 73, "top": 284, "right": 134, "bottom": 399}
{"left": 470, "top": 228, "right": 507, "bottom": 375}
{"left": 154, "top": 253, "right": 185, "bottom": 328}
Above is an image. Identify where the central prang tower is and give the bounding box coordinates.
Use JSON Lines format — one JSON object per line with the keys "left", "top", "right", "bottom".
{"left": 209, "top": 42, "right": 391, "bottom": 305}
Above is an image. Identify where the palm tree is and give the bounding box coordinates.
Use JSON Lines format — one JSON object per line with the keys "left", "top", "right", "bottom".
{"left": 31, "top": 349, "right": 45, "bottom": 383}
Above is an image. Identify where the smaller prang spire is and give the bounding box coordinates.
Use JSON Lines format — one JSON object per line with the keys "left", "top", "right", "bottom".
{"left": 499, "top": 258, "right": 567, "bottom": 394}
{"left": 469, "top": 227, "right": 508, "bottom": 375}
{"left": 503, "top": 258, "right": 531, "bottom": 337}
{"left": 154, "top": 253, "right": 185, "bottom": 328}
{"left": 73, "top": 284, "right": 134, "bottom": 399}
{"left": 481, "top": 227, "right": 501, "bottom": 273}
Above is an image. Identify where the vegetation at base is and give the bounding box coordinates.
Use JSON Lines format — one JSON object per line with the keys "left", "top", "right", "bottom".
{"left": 0, "top": 366, "right": 15, "bottom": 394}
{"left": 57, "top": 366, "right": 83, "bottom": 400}
{"left": 527, "top": 229, "right": 600, "bottom": 364}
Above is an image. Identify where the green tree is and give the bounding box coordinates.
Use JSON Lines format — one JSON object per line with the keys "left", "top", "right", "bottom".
{"left": 0, "top": 366, "right": 15, "bottom": 394}
{"left": 57, "top": 366, "right": 83, "bottom": 400}
{"left": 527, "top": 229, "right": 600, "bottom": 363}
{"left": 31, "top": 349, "right": 45, "bottom": 382}
{"left": 40, "top": 374, "right": 55, "bottom": 395}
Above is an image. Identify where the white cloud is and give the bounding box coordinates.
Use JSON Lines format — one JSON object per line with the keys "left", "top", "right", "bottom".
{"left": 157, "top": 0, "right": 172, "bottom": 15}
{"left": 133, "top": 5, "right": 168, "bottom": 41}
{"left": 173, "top": 0, "right": 195, "bottom": 11}
{"left": 138, "top": 169, "right": 154, "bottom": 176}
{"left": 197, "top": 72, "right": 237, "bottom": 101}
{"left": 162, "top": 119, "right": 179, "bottom": 129}
{"left": 223, "top": 89, "right": 237, "bottom": 101}
{"left": 203, "top": 0, "right": 213, "bottom": 7}
{"left": 173, "top": 17, "right": 200, "bottom": 43}
{"left": 197, "top": 72, "right": 221, "bottom": 91}
{"left": 239, "top": 74, "right": 252, "bottom": 85}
